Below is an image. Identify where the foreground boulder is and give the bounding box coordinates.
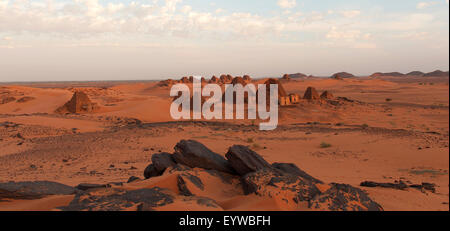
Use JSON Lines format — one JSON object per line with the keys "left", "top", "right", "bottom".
{"left": 225, "top": 145, "right": 271, "bottom": 176}
{"left": 0, "top": 181, "right": 75, "bottom": 199}
{"left": 144, "top": 152, "right": 177, "bottom": 179}
{"left": 309, "top": 183, "right": 383, "bottom": 211}
{"left": 173, "top": 140, "right": 235, "bottom": 174}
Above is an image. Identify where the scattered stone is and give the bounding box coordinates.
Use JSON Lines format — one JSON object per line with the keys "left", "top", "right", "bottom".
{"left": 16, "top": 96, "right": 36, "bottom": 103}
{"left": 360, "top": 180, "right": 408, "bottom": 190}
{"left": 127, "top": 176, "right": 141, "bottom": 183}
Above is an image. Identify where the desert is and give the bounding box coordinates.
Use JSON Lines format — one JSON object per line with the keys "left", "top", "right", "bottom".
{"left": 0, "top": 72, "right": 448, "bottom": 211}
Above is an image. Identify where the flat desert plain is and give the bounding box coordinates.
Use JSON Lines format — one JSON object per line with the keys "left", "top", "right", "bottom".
{"left": 0, "top": 75, "right": 448, "bottom": 211}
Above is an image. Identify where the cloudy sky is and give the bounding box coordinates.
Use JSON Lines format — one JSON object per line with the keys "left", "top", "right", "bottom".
{"left": 0, "top": 0, "right": 449, "bottom": 82}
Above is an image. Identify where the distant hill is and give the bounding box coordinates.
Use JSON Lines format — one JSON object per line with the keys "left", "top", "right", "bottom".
{"left": 423, "top": 70, "right": 449, "bottom": 77}
{"left": 283, "top": 73, "right": 307, "bottom": 79}
{"left": 370, "top": 72, "right": 405, "bottom": 78}
{"left": 331, "top": 72, "right": 354, "bottom": 79}
{"left": 406, "top": 71, "right": 424, "bottom": 76}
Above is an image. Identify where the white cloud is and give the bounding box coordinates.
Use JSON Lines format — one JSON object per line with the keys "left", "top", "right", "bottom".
{"left": 416, "top": 1, "right": 438, "bottom": 9}
{"left": 277, "top": 0, "right": 296, "bottom": 9}
{"left": 180, "top": 5, "right": 192, "bottom": 14}
{"left": 326, "top": 26, "right": 362, "bottom": 41}
{"left": 340, "top": 10, "right": 361, "bottom": 18}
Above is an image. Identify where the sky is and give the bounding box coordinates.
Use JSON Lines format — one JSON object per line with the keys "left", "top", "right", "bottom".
{"left": 0, "top": 0, "right": 449, "bottom": 82}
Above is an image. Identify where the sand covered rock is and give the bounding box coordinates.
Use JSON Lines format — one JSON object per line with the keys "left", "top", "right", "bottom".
{"left": 309, "top": 183, "right": 383, "bottom": 211}
{"left": 320, "top": 91, "right": 334, "bottom": 99}
{"left": 60, "top": 187, "right": 174, "bottom": 211}
{"left": 56, "top": 91, "right": 99, "bottom": 114}
{"left": 177, "top": 173, "right": 205, "bottom": 196}
{"left": 225, "top": 145, "right": 271, "bottom": 176}
{"left": 303, "top": 87, "right": 320, "bottom": 100}
{"left": 16, "top": 96, "right": 35, "bottom": 103}
{"left": 272, "top": 163, "right": 323, "bottom": 184}
{"left": 173, "top": 140, "right": 235, "bottom": 174}
{"left": 242, "top": 169, "right": 321, "bottom": 205}
{"left": 0, "top": 181, "right": 75, "bottom": 199}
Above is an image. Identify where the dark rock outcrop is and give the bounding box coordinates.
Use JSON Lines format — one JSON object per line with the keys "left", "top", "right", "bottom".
{"left": 360, "top": 181, "right": 436, "bottom": 193}
{"left": 75, "top": 183, "right": 110, "bottom": 191}
{"left": 60, "top": 187, "right": 174, "bottom": 211}
{"left": 241, "top": 169, "right": 321, "bottom": 203}
{"left": 173, "top": 140, "right": 235, "bottom": 174}
{"left": 309, "top": 183, "right": 383, "bottom": 211}
{"left": 272, "top": 163, "right": 323, "bottom": 184}
{"left": 225, "top": 145, "right": 271, "bottom": 176}
{"left": 0, "top": 181, "right": 75, "bottom": 199}
{"left": 177, "top": 173, "right": 204, "bottom": 196}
